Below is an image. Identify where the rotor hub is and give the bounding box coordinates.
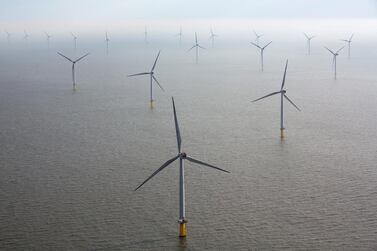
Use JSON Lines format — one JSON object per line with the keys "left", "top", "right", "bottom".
{"left": 180, "top": 152, "right": 187, "bottom": 159}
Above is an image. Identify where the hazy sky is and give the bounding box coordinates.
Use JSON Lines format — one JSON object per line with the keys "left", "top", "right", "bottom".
{"left": 1, "top": 0, "right": 376, "bottom": 22}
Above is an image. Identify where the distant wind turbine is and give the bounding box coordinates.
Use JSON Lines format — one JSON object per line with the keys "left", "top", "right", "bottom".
{"left": 341, "top": 33, "right": 354, "bottom": 58}
{"left": 71, "top": 33, "right": 78, "bottom": 51}
{"left": 23, "top": 30, "right": 29, "bottom": 41}
{"left": 209, "top": 28, "right": 218, "bottom": 48}
{"left": 188, "top": 33, "right": 206, "bottom": 64}
{"left": 45, "top": 32, "right": 52, "bottom": 48}
{"left": 324, "top": 46, "right": 344, "bottom": 79}
{"left": 251, "top": 60, "right": 301, "bottom": 138}
{"left": 253, "top": 30, "right": 263, "bottom": 46}
{"left": 250, "top": 41, "right": 272, "bottom": 72}
{"left": 57, "top": 52, "right": 90, "bottom": 91}
{"left": 105, "top": 32, "right": 110, "bottom": 55}
{"left": 144, "top": 26, "right": 148, "bottom": 44}
{"left": 135, "top": 97, "right": 230, "bottom": 238}
{"left": 5, "top": 30, "right": 11, "bottom": 44}
{"left": 175, "top": 27, "right": 183, "bottom": 46}
{"left": 127, "top": 51, "right": 164, "bottom": 108}
{"left": 303, "top": 33, "right": 315, "bottom": 55}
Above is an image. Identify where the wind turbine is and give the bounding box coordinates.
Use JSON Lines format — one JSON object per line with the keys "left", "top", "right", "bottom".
{"left": 250, "top": 41, "right": 272, "bottom": 72}
{"left": 135, "top": 97, "right": 230, "bottom": 237}
{"left": 45, "top": 32, "right": 52, "bottom": 48}
{"left": 105, "top": 31, "right": 110, "bottom": 55}
{"left": 127, "top": 51, "right": 164, "bottom": 108}
{"left": 57, "top": 52, "right": 90, "bottom": 91}
{"left": 144, "top": 26, "right": 148, "bottom": 44}
{"left": 251, "top": 60, "right": 301, "bottom": 138}
{"left": 303, "top": 33, "right": 315, "bottom": 55}
{"left": 23, "top": 30, "right": 29, "bottom": 41}
{"left": 253, "top": 30, "right": 263, "bottom": 46}
{"left": 188, "top": 33, "right": 205, "bottom": 64}
{"left": 341, "top": 33, "right": 354, "bottom": 58}
{"left": 324, "top": 46, "right": 344, "bottom": 79}
{"left": 71, "top": 33, "right": 78, "bottom": 51}
{"left": 209, "top": 28, "right": 218, "bottom": 48}
{"left": 175, "top": 26, "right": 183, "bottom": 46}
{"left": 5, "top": 30, "right": 11, "bottom": 44}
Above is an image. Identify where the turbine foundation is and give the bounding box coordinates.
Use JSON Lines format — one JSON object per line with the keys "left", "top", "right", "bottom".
{"left": 150, "top": 100, "right": 154, "bottom": 109}
{"left": 179, "top": 222, "right": 187, "bottom": 237}
{"left": 280, "top": 128, "right": 285, "bottom": 139}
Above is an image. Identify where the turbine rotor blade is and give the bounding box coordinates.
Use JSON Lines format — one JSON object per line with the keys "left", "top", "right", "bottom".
{"left": 349, "top": 33, "right": 354, "bottom": 41}
{"left": 303, "top": 33, "right": 309, "bottom": 39}
{"left": 151, "top": 50, "right": 161, "bottom": 71}
{"left": 186, "top": 156, "right": 230, "bottom": 173}
{"left": 134, "top": 155, "right": 180, "bottom": 191}
{"left": 251, "top": 91, "right": 281, "bottom": 102}
{"left": 324, "top": 46, "right": 335, "bottom": 55}
{"left": 152, "top": 75, "right": 164, "bottom": 91}
{"left": 198, "top": 45, "right": 206, "bottom": 50}
{"left": 262, "top": 41, "right": 272, "bottom": 49}
{"left": 250, "top": 42, "right": 262, "bottom": 49}
{"left": 172, "top": 97, "right": 182, "bottom": 153}
{"left": 281, "top": 60, "right": 289, "bottom": 90}
{"left": 57, "top": 52, "right": 73, "bottom": 62}
{"left": 336, "top": 46, "right": 345, "bottom": 54}
{"left": 127, "top": 72, "right": 150, "bottom": 77}
{"left": 284, "top": 95, "right": 301, "bottom": 111}
{"left": 187, "top": 45, "right": 196, "bottom": 52}
{"left": 74, "top": 53, "right": 90, "bottom": 63}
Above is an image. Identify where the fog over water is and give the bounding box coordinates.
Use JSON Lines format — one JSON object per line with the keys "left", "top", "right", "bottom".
{"left": 1, "top": 1, "right": 377, "bottom": 250}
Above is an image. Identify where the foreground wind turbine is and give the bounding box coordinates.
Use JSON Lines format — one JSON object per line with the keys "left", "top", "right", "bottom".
{"left": 341, "top": 33, "right": 354, "bottom": 58}
{"left": 175, "top": 27, "right": 183, "bottom": 46}
{"left": 251, "top": 60, "right": 301, "bottom": 138}
{"left": 209, "top": 28, "right": 218, "bottom": 48}
{"left": 303, "top": 33, "right": 315, "bottom": 55}
{"left": 324, "top": 46, "right": 344, "bottom": 79}
{"left": 71, "top": 33, "right": 78, "bottom": 51}
{"left": 127, "top": 51, "right": 164, "bottom": 107}
{"left": 57, "top": 52, "right": 90, "bottom": 91}
{"left": 45, "top": 32, "right": 52, "bottom": 48}
{"left": 105, "top": 32, "right": 110, "bottom": 55}
{"left": 250, "top": 41, "right": 272, "bottom": 72}
{"left": 188, "top": 33, "right": 205, "bottom": 64}
{"left": 135, "top": 97, "right": 230, "bottom": 237}
{"left": 253, "top": 30, "right": 263, "bottom": 46}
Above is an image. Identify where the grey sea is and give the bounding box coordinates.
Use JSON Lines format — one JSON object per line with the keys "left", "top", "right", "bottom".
{"left": 1, "top": 37, "right": 377, "bottom": 250}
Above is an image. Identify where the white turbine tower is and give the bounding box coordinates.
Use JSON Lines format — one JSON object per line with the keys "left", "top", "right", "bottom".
{"left": 144, "top": 26, "right": 148, "bottom": 44}
{"left": 324, "top": 46, "right": 344, "bottom": 79}
{"left": 251, "top": 60, "right": 301, "bottom": 138}
{"left": 188, "top": 33, "right": 206, "bottom": 64}
{"left": 209, "top": 28, "right": 218, "bottom": 48}
{"left": 135, "top": 97, "right": 230, "bottom": 238}
{"left": 127, "top": 51, "right": 164, "bottom": 108}
{"left": 250, "top": 41, "right": 272, "bottom": 72}
{"left": 57, "top": 52, "right": 90, "bottom": 91}
{"left": 303, "top": 33, "right": 315, "bottom": 55}
{"left": 23, "top": 30, "right": 29, "bottom": 41}
{"left": 341, "top": 33, "right": 354, "bottom": 58}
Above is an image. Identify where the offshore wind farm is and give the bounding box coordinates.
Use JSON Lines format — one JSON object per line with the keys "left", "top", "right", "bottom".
{"left": 1, "top": 1, "right": 377, "bottom": 250}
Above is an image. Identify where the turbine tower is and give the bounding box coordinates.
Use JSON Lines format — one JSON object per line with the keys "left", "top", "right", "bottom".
{"left": 45, "top": 32, "right": 52, "bottom": 48}
{"left": 188, "top": 33, "right": 205, "bottom": 64}
{"left": 341, "top": 33, "right": 354, "bottom": 58}
{"left": 71, "top": 33, "right": 78, "bottom": 51}
{"left": 209, "top": 28, "right": 218, "bottom": 48}
{"left": 303, "top": 33, "right": 315, "bottom": 55}
{"left": 57, "top": 52, "right": 90, "bottom": 91}
{"left": 23, "top": 30, "right": 29, "bottom": 41}
{"left": 324, "top": 46, "right": 344, "bottom": 79}
{"left": 250, "top": 41, "right": 272, "bottom": 72}
{"left": 251, "top": 60, "right": 301, "bottom": 138}
{"left": 144, "top": 26, "right": 148, "bottom": 44}
{"left": 5, "top": 30, "right": 11, "bottom": 44}
{"left": 176, "top": 27, "right": 183, "bottom": 46}
{"left": 135, "top": 97, "right": 230, "bottom": 237}
{"left": 127, "top": 51, "right": 164, "bottom": 108}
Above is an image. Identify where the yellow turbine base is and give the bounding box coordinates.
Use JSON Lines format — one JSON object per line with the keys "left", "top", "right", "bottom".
{"left": 280, "top": 128, "right": 285, "bottom": 139}
{"left": 150, "top": 101, "right": 154, "bottom": 109}
{"left": 179, "top": 223, "right": 187, "bottom": 237}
